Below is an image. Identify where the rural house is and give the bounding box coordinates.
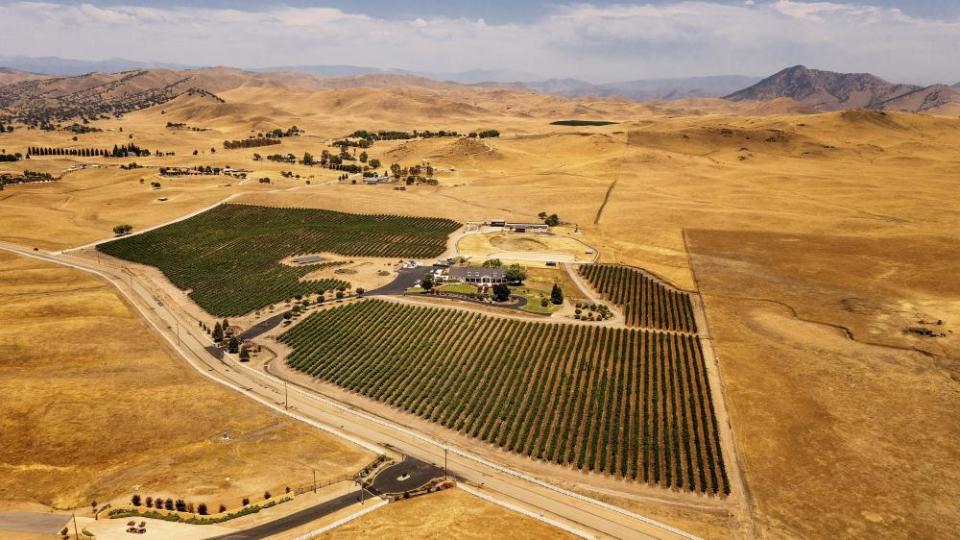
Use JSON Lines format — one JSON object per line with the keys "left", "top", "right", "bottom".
{"left": 448, "top": 267, "right": 506, "bottom": 285}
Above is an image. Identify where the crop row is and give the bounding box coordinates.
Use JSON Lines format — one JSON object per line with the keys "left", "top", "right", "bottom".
{"left": 280, "top": 299, "right": 730, "bottom": 494}
{"left": 579, "top": 264, "right": 698, "bottom": 333}
{"left": 97, "top": 204, "right": 460, "bottom": 316}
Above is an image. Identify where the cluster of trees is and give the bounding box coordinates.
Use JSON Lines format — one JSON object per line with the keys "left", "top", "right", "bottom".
{"left": 130, "top": 494, "right": 217, "bottom": 515}
{"left": 130, "top": 487, "right": 283, "bottom": 517}
{"left": 335, "top": 129, "right": 461, "bottom": 150}
{"left": 471, "top": 129, "right": 500, "bottom": 138}
{"left": 165, "top": 122, "right": 209, "bottom": 132}
{"left": 574, "top": 302, "right": 612, "bottom": 321}
{"left": 159, "top": 165, "right": 223, "bottom": 176}
{"left": 380, "top": 162, "right": 435, "bottom": 185}
{"left": 266, "top": 153, "right": 296, "bottom": 163}
{"left": 65, "top": 123, "right": 102, "bottom": 134}
{"left": 538, "top": 211, "right": 561, "bottom": 227}
{"left": 120, "top": 162, "right": 143, "bottom": 170}
{"left": 113, "top": 224, "right": 133, "bottom": 236}
{"left": 0, "top": 122, "right": 13, "bottom": 133}
{"left": 266, "top": 126, "right": 302, "bottom": 138}
{"left": 112, "top": 143, "right": 150, "bottom": 157}
{"left": 223, "top": 137, "right": 280, "bottom": 150}
{"left": 0, "top": 152, "right": 21, "bottom": 162}
{"left": 0, "top": 170, "right": 54, "bottom": 189}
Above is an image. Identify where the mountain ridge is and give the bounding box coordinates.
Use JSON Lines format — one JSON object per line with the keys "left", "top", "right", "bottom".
{"left": 725, "top": 65, "right": 960, "bottom": 114}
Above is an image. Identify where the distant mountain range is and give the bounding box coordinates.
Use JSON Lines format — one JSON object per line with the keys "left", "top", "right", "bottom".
{"left": 1, "top": 55, "right": 958, "bottom": 114}
{"left": 726, "top": 65, "right": 960, "bottom": 114}
{"left": 0, "top": 54, "right": 753, "bottom": 101}
{"left": 0, "top": 55, "right": 191, "bottom": 76}
{"left": 521, "top": 75, "right": 762, "bottom": 101}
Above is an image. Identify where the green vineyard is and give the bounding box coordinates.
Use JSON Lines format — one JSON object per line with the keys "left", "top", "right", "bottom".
{"left": 97, "top": 204, "right": 460, "bottom": 316}
{"left": 280, "top": 299, "right": 730, "bottom": 493}
{"left": 579, "top": 264, "right": 698, "bottom": 333}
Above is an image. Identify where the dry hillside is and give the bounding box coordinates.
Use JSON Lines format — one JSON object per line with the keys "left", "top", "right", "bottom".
{"left": 0, "top": 73, "right": 958, "bottom": 538}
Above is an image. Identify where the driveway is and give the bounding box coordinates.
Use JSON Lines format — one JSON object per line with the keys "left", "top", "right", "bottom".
{"left": 238, "top": 312, "right": 286, "bottom": 340}
{"left": 207, "top": 489, "right": 375, "bottom": 539}
{"left": 366, "top": 267, "right": 427, "bottom": 296}
{"left": 369, "top": 456, "right": 444, "bottom": 495}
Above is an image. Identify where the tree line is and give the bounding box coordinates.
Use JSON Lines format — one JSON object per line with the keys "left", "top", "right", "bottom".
{"left": 28, "top": 143, "right": 151, "bottom": 157}
{"left": 223, "top": 137, "right": 280, "bottom": 150}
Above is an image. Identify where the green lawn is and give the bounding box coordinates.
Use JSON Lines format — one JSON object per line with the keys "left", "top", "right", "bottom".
{"left": 512, "top": 286, "right": 561, "bottom": 315}
{"left": 437, "top": 283, "right": 479, "bottom": 295}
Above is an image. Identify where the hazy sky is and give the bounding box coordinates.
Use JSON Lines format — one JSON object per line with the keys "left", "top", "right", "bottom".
{"left": 2, "top": 1, "right": 958, "bottom": 83}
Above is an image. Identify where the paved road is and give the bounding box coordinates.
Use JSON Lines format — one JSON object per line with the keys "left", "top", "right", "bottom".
{"left": 208, "top": 489, "right": 375, "bottom": 539}
{"left": 239, "top": 312, "right": 287, "bottom": 340}
{"left": 367, "top": 266, "right": 426, "bottom": 296}
{"left": 370, "top": 457, "right": 444, "bottom": 494}
{"left": 0, "top": 511, "right": 71, "bottom": 535}
{"left": 0, "top": 241, "right": 700, "bottom": 540}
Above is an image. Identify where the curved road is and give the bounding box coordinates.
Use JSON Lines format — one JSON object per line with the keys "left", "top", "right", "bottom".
{"left": 0, "top": 241, "right": 699, "bottom": 540}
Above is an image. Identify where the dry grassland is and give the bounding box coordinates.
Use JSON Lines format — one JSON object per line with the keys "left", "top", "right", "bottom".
{"left": 0, "top": 251, "right": 372, "bottom": 511}
{"left": 320, "top": 488, "right": 575, "bottom": 540}
{"left": 1, "top": 80, "right": 959, "bottom": 538}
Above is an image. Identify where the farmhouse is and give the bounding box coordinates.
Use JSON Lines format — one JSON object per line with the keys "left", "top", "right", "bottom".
{"left": 506, "top": 222, "right": 549, "bottom": 233}
{"left": 448, "top": 266, "right": 506, "bottom": 285}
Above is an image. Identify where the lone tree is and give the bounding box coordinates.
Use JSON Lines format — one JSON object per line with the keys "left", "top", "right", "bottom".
{"left": 228, "top": 336, "right": 240, "bottom": 354}
{"left": 492, "top": 283, "right": 511, "bottom": 302}
{"left": 197, "top": 503, "right": 208, "bottom": 515}
{"left": 112, "top": 224, "right": 133, "bottom": 236}
{"left": 504, "top": 264, "right": 526, "bottom": 284}
{"left": 551, "top": 283, "right": 564, "bottom": 305}
{"left": 420, "top": 275, "right": 434, "bottom": 291}
{"left": 131, "top": 494, "right": 142, "bottom": 507}
{"left": 239, "top": 347, "right": 250, "bottom": 362}
{"left": 212, "top": 322, "right": 224, "bottom": 343}
{"left": 545, "top": 213, "right": 560, "bottom": 227}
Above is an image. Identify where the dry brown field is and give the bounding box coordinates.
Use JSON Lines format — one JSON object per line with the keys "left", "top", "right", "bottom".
{"left": 320, "top": 488, "right": 575, "bottom": 539}
{"left": 0, "top": 251, "right": 373, "bottom": 511}
{"left": 1, "top": 77, "right": 958, "bottom": 538}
